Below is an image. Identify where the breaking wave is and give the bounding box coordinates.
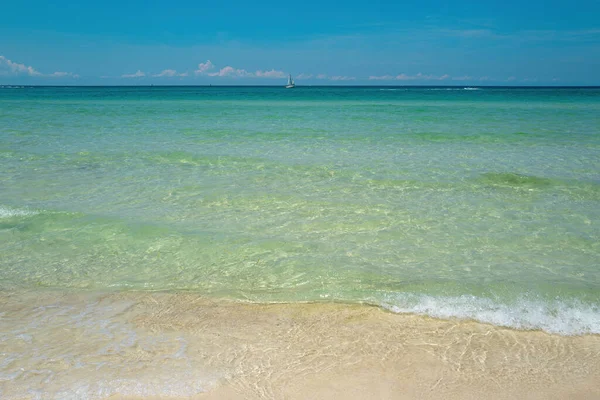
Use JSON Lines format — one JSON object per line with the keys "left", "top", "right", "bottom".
{"left": 381, "top": 293, "right": 600, "bottom": 336}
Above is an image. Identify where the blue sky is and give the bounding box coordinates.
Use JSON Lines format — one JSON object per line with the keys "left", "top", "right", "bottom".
{"left": 1, "top": 0, "right": 599, "bottom": 85}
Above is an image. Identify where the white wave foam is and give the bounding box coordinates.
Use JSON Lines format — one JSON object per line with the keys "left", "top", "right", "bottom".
{"left": 0, "top": 206, "right": 38, "bottom": 219}
{"left": 381, "top": 293, "right": 600, "bottom": 336}
{"left": 0, "top": 297, "right": 220, "bottom": 399}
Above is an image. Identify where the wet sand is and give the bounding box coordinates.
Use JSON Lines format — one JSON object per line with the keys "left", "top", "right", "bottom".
{"left": 1, "top": 290, "right": 599, "bottom": 399}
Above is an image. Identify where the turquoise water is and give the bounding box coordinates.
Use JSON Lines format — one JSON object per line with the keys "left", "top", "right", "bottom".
{"left": 1, "top": 86, "right": 599, "bottom": 334}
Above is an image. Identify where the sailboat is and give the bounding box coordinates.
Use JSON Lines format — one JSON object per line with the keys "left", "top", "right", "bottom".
{"left": 285, "top": 74, "right": 295, "bottom": 89}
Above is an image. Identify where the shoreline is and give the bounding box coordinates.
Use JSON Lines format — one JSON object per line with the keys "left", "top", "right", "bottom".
{"left": 1, "top": 290, "right": 599, "bottom": 399}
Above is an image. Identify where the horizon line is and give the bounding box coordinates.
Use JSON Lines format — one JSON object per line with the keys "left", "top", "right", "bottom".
{"left": 2, "top": 84, "right": 600, "bottom": 88}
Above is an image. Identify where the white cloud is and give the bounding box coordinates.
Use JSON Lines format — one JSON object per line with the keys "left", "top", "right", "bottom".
{"left": 307, "top": 73, "right": 356, "bottom": 81}
{"left": 48, "top": 71, "right": 80, "bottom": 78}
{"left": 311, "top": 74, "right": 356, "bottom": 81}
{"left": 196, "top": 61, "right": 286, "bottom": 79}
{"left": 153, "top": 69, "right": 188, "bottom": 77}
{"left": 506, "top": 76, "right": 516, "bottom": 81}
{"left": 0, "top": 55, "right": 42, "bottom": 76}
{"left": 121, "top": 70, "right": 145, "bottom": 78}
{"left": 207, "top": 66, "right": 253, "bottom": 77}
{"left": 255, "top": 69, "right": 286, "bottom": 78}
{"left": 368, "top": 75, "right": 395, "bottom": 80}
{"left": 369, "top": 73, "right": 450, "bottom": 81}
{"left": 154, "top": 69, "right": 177, "bottom": 77}
{"left": 0, "top": 55, "right": 78, "bottom": 78}
{"left": 195, "top": 60, "right": 215, "bottom": 75}
{"left": 329, "top": 75, "right": 356, "bottom": 81}
{"left": 394, "top": 73, "right": 414, "bottom": 80}
{"left": 398, "top": 73, "right": 449, "bottom": 81}
{"left": 452, "top": 75, "right": 473, "bottom": 81}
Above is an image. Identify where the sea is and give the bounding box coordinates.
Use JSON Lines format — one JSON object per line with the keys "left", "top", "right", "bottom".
{"left": 1, "top": 85, "right": 599, "bottom": 338}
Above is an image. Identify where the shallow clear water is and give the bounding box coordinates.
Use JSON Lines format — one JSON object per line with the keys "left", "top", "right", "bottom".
{"left": 1, "top": 86, "right": 599, "bottom": 334}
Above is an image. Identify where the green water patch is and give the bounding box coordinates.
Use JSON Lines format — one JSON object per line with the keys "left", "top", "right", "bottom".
{"left": 0, "top": 148, "right": 128, "bottom": 168}
{"left": 0, "top": 206, "right": 354, "bottom": 294}
{"left": 180, "top": 127, "right": 236, "bottom": 139}
{"left": 0, "top": 149, "right": 47, "bottom": 163}
{"left": 0, "top": 206, "right": 44, "bottom": 231}
{"left": 0, "top": 207, "right": 81, "bottom": 235}
{"left": 1, "top": 200, "right": 599, "bottom": 334}
{"left": 0, "top": 208, "right": 199, "bottom": 289}
{"left": 145, "top": 151, "right": 271, "bottom": 170}
{"left": 479, "top": 172, "right": 556, "bottom": 188}
{"left": 54, "top": 151, "right": 125, "bottom": 171}
{"left": 0, "top": 149, "right": 16, "bottom": 160}
{"left": 142, "top": 151, "right": 352, "bottom": 184}
{"left": 476, "top": 172, "right": 600, "bottom": 200}
{"left": 411, "top": 131, "right": 560, "bottom": 144}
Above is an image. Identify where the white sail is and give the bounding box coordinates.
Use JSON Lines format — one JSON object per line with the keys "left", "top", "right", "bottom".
{"left": 286, "top": 74, "right": 295, "bottom": 88}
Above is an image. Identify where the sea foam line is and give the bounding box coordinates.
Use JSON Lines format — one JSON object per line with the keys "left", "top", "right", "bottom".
{"left": 0, "top": 206, "right": 39, "bottom": 219}
{"left": 380, "top": 293, "right": 600, "bottom": 336}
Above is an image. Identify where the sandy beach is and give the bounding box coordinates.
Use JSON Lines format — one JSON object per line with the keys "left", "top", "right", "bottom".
{"left": 1, "top": 290, "right": 599, "bottom": 399}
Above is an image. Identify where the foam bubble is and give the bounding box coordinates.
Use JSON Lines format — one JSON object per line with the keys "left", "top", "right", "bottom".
{"left": 0, "top": 206, "right": 38, "bottom": 219}
{"left": 381, "top": 293, "right": 600, "bottom": 336}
